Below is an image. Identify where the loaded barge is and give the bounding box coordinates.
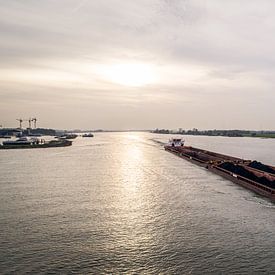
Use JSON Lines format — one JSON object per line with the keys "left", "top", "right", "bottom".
{"left": 165, "top": 139, "right": 275, "bottom": 202}
{"left": 0, "top": 137, "right": 72, "bottom": 149}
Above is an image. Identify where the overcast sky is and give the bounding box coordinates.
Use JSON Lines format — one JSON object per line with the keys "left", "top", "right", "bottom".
{"left": 0, "top": 0, "right": 274, "bottom": 130}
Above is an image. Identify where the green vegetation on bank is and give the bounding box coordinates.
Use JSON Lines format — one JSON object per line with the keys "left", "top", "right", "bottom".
{"left": 242, "top": 133, "right": 275, "bottom": 138}
{"left": 152, "top": 128, "right": 275, "bottom": 138}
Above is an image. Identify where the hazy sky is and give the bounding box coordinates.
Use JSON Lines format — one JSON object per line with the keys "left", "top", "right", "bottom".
{"left": 0, "top": 0, "right": 275, "bottom": 130}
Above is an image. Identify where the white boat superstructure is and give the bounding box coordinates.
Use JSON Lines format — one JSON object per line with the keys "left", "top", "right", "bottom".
{"left": 167, "top": 138, "right": 184, "bottom": 147}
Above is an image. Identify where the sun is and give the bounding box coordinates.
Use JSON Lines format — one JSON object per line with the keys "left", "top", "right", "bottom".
{"left": 100, "top": 63, "right": 156, "bottom": 87}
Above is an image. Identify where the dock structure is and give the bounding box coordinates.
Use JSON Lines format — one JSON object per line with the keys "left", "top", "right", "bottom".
{"left": 165, "top": 145, "right": 275, "bottom": 203}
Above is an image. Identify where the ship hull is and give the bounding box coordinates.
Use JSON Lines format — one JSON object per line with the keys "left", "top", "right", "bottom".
{"left": 165, "top": 146, "right": 275, "bottom": 203}
{"left": 0, "top": 139, "right": 72, "bottom": 149}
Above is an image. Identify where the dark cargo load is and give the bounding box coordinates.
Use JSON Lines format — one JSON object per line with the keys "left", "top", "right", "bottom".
{"left": 248, "top": 161, "right": 275, "bottom": 175}
{"left": 218, "top": 162, "right": 275, "bottom": 189}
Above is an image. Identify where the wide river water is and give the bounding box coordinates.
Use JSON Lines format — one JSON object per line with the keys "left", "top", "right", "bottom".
{"left": 0, "top": 133, "right": 274, "bottom": 274}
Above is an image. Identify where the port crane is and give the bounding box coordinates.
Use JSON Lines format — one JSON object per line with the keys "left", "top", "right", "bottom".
{"left": 16, "top": 118, "right": 23, "bottom": 129}
{"left": 16, "top": 117, "right": 38, "bottom": 129}
{"left": 32, "top": 118, "right": 37, "bottom": 128}
{"left": 28, "top": 118, "right": 32, "bottom": 129}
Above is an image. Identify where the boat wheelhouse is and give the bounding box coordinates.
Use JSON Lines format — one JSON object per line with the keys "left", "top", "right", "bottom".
{"left": 168, "top": 138, "right": 184, "bottom": 147}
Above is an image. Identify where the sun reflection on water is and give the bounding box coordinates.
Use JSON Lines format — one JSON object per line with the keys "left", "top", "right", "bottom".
{"left": 120, "top": 143, "right": 144, "bottom": 192}
{"left": 110, "top": 134, "right": 157, "bottom": 252}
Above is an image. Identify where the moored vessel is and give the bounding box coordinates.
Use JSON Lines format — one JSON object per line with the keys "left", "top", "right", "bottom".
{"left": 82, "top": 133, "right": 94, "bottom": 137}
{"left": 59, "top": 134, "right": 78, "bottom": 139}
{"left": 3, "top": 137, "right": 33, "bottom": 146}
{"left": 0, "top": 137, "right": 72, "bottom": 149}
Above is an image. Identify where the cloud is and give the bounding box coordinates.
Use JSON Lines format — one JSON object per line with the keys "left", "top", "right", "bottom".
{"left": 0, "top": 0, "right": 275, "bottom": 129}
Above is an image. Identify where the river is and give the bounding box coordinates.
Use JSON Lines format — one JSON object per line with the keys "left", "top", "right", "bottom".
{"left": 0, "top": 132, "right": 274, "bottom": 274}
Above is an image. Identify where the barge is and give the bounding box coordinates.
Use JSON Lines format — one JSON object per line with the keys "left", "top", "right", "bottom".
{"left": 165, "top": 139, "right": 275, "bottom": 202}
{"left": 0, "top": 137, "right": 72, "bottom": 149}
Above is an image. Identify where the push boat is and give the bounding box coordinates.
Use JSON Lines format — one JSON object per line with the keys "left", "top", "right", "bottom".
{"left": 164, "top": 139, "right": 275, "bottom": 202}
{"left": 168, "top": 138, "right": 184, "bottom": 147}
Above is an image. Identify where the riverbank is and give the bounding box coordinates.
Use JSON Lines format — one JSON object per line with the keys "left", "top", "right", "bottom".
{"left": 152, "top": 129, "right": 275, "bottom": 138}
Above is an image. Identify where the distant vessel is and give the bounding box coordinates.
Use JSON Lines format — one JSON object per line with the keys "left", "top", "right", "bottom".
{"left": 167, "top": 138, "right": 184, "bottom": 147}
{"left": 27, "top": 133, "right": 42, "bottom": 137}
{"left": 165, "top": 141, "right": 275, "bottom": 202}
{"left": 82, "top": 133, "right": 94, "bottom": 137}
{"left": 60, "top": 134, "right": 78, "bottom": 139}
